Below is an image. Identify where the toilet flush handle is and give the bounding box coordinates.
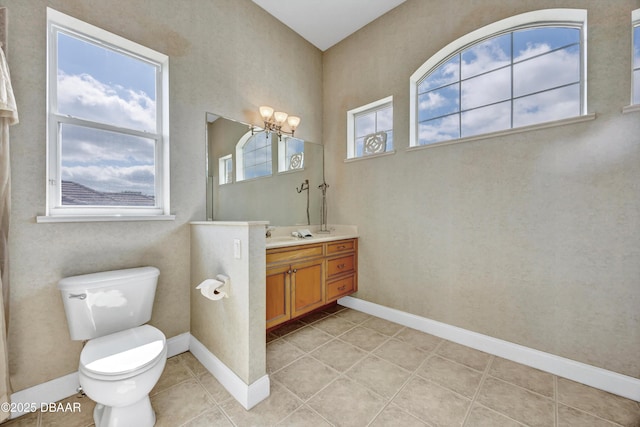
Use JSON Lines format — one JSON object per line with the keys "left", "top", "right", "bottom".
{"left": 68, "top": 293, "right": 87, "bottom": 300}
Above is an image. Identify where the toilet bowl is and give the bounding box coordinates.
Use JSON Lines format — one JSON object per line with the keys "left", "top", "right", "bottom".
{"left": 57, "top": 267, "right": 166, "bottom": 427}
{"left": 79, "top": 325, "right": 167, "bottom": 426}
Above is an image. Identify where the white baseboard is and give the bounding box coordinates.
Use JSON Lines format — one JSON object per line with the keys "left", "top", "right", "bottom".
{"left": 9, "top": 331, "right": 194, "bottom": 419}
{"left": 338, "top": 296, "right": 640, "bottom": 402}
{"left": 188, "top": 335, "right": 269, "bottom": 410}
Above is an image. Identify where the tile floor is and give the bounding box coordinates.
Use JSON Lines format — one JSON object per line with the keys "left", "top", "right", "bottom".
{"left": 4, "top": 305, "right": 640, "bottom": 426}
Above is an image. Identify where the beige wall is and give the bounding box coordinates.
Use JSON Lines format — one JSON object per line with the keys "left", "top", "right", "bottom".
{"left": 323, "top": 0, "right": 640, "bottom": 378}
{"left": 4, "top": 0, "right": 322, "bottom": 391}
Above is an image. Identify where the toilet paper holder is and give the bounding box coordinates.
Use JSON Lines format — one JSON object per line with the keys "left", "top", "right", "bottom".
{"left": 196, "top": 274, "right": 230, "bottom": 301}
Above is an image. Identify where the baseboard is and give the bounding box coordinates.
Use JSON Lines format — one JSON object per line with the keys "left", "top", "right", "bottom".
{"left": 338, "top": 296, "right": 640, "bottom": 402}
{"left": 9, "top": 331, "right": 193, "bottom": 419}
{"left": 188, "top": 335, "right": 270, "bottom": 409}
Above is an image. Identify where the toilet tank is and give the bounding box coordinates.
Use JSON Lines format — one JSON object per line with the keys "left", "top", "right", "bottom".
{"left": 58, "top": 267, "right": 160, "bottom": 340}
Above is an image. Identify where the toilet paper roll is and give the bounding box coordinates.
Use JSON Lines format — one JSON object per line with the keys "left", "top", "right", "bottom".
{"left": 196, "top": 279, "right": 227, "bottom": 301}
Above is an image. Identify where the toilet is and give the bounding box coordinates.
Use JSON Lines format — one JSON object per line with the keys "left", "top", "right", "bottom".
{"left": 58, "top": 266, "right": 167, "bottom": 427}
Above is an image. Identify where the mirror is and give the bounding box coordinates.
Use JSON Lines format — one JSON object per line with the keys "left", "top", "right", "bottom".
{"left": 206, "top": 113, "right": 324, "bottom": 226}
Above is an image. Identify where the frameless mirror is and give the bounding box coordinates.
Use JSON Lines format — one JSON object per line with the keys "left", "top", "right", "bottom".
{"left": 206, "top": 113, "right": 324, "bottom": 226}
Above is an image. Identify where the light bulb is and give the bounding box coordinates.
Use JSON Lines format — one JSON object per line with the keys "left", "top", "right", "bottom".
{"left": 259, "top": 106, "right": 274, "bottom": 121}
{"left": 287, "top": 115, "right": 301, "bottom": 130}
{"left": 273, "top": 111, "right": 288, "bottom": 125}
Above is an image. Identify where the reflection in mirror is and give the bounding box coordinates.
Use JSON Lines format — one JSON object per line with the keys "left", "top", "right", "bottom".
{"left": 206, "top": 114, "right": 323, "bottom": 226}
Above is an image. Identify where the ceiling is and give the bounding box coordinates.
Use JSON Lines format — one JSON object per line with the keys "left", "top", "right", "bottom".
{"left": 252, "top": 0, "right": 407, "bottom": 51}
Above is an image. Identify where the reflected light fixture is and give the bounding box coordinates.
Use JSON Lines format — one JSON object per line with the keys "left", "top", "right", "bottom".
{"left": 253, "top": 105, "right": 301, "bottom": 140}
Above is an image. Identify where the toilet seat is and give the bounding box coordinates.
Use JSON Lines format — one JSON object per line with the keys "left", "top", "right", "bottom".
{"left": 80, "top": 325, "right": 166, "bottom": 380}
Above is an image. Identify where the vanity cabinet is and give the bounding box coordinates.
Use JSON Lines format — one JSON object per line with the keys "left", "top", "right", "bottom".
{"left": 266, "top": 238, "right": 358, "bottom": 330}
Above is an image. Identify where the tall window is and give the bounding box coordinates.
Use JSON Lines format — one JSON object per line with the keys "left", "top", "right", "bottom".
{"left": 633, "top": 9, "right": 640, "bottom": 105}
{"left": 45, "top": 8, "right": 170, "bottom": 219}
{"left": 347, "top": 96, "right": 393, "bottom": 159}
{"left": 410, "top": 9, "right": 586, "bottom": 147}
{"left": 218, "top": 154, "right": 233, "bottom": 185}
{"left": 236, "top": 131, "right": 272, "bottom": 181}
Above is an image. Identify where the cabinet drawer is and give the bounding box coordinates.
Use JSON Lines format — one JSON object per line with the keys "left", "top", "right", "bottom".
{"left": 326, "top": 275, "right": 355, "bottom": 301}
{"left": 327, "top": 254, "right": 355, "bottom": 278}
{"left": 267, "top": 244, "right": 323, "bottom": 265}
{"left": 326, "top": 239, "right": 355, "bottom": 255}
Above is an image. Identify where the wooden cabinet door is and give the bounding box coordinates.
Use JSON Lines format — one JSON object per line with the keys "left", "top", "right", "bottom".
{"left": 291, "top": 258, "right": 325, "bottom": 318}
{"left": 266, "top": 264, "right": 291, "bottom": 329}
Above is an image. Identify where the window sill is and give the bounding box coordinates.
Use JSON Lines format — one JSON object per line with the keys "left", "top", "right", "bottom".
{"left": 344, "top": 150, "right": 396, "bottom": 163}
{"left": 36, "top": 214, "right": 176, "bottom": 223}
{"left": 407, "top": 113, "right": 597, "bottom": 152}
{"left": 622, "top": 104, "right": 640, "bottom": 114}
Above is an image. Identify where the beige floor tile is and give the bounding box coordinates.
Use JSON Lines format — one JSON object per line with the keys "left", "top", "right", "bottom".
{"left": 311, "top": 338, "right": 367, "bottom": 372}
{"left": 465, "top": 404, "right": 523, "bottom": 426}
{"left": 374, "top": 338, "right": 428, "bottom": 372}
{"left": 370, "top": 404, "right": 429, "bottom": 426}
{"left": 198, "top": 372, "right": 234, "bottom": 404}
{"left": 283, "top": 325, "right": 333, "bottom": 352}
{"left": 335, "top": 308, "right": 372, "bottom": 324}
{"left": 267, "top": 332, "right": 279, "bottom": 343}
{"left": 417, "top": 355, "right": 483, "bottom": 398}
{"left": 151, "top": 355, "right": 194, "bottom": 395}
{"left": 273, "top": 356, "right": 339, "bottom": 401}
{"left": 1, "top": 411, "right": 40, "bottom": 427}
{"left": 436, "top": 341, "right": 491, "bottom": 372}
{"left": 392, "top": 376, "right": 471, "bottom": 426}
{"left": 183, "top": 406, "right": 234, "bottom": 427}
{"left": 557, "top": 404, "right": 621, "bottom": 427}
{"left": 151, "top": 378, "right": 214, "bottom": 427}
{"left": 312, "top": 315, "right": 357, "bottom": 336}
{"left": 394, "top": 327, "right": 442, "bottom": 352}
{"left": 276, "top": 405, "right": 332, "bottom": 426}
{"left": 267, "top": 338, "right": 305, "bottom": 374}
{"left": 476, "top": 377, "right": 555, "bottom": 427}
{"left": 346, "top": 355, "right": 411, "bottom": 399}
{"left": 489, "top": 357, "right": 554, "bottom": 398}
{"left": 39, "top": 394, "right": 96, "bottom": 427}
{"left": 220, "top": 382, "right": 302, "bottom": 427}
{"left": 339, "top": 326, "right": 389, "bottom": 351}
{"left": 362, "top": 316, "right": 404, "bottom": 336}
{"left": 178, "top": 351, "right": 209, "bottom": 377}
{"left": 557, "top": 377, "right": 640, "bottom": 427}
{"left": 308, "top": 376, "right": 386, "bottom": 427}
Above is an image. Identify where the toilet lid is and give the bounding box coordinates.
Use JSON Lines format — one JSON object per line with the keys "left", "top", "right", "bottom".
{"left": 80, "top": 325, "right": 166, "bottom": 376}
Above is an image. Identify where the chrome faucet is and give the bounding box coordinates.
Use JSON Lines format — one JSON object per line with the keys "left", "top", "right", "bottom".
{"left": 265, "top": 226, "right": 275, "bottom": 238}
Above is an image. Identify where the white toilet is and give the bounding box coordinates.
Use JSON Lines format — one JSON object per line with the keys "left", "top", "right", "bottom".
{"left": 58, "top": 266, "right": 167, "bottom": 427}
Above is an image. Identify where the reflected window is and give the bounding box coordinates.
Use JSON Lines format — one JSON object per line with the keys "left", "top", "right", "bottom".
{"left": 218, "top": 154, "right": 233, "bottom": 185}
{"left": 278, "top": 137, "right": 305, "bottom": 172}
{"left": 410, "top": 10, "right": 586, "bottom": 147}
{"left": 46, "top": 8, "right": 170, "bottom": 217}
{"left": 235, "top": 131, "right": 272, "bottom": 181}
{"left": 633, "top": 10, "right": 640, "bottom": 105}
{"left": 347, "top": 96, "right": 394, "bottom": 159}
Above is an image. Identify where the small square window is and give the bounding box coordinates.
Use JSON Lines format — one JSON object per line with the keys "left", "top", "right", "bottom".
{"left": 347, "top": 96, "right": 394, "bottom": 159}
{"left": 278, "top": 137, "right": 305, "bottom": 172}
{"left": 219, "top": 154, "right": 233, "bottom": 185}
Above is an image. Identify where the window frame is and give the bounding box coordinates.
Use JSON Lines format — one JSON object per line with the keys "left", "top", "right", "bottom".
{"left": 409, "top": 9, "right": 588, "bottom": 148}
{"left": 346, "top": 96, "right": 394, "bottom": 160}
{"left": 629, "top": 8, "right": 640, "bottom": 109}
{"left": 40, "top": 8, "right": 171, "bottom": 222}
{"left": 235, "top": 131, "right": 273, "bottom": 182}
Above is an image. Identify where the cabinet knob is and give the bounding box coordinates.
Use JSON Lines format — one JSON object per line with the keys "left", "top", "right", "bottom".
{"left": 337, "top": 264, "right": 345, "bottom": 269}
{"left": 287, "top": 269, "right": 292, "bottom": 275}
{"left": 292, "top": 269, "right": 297, "bottom": 273}
{"left": 337, "top": 285, "right": 346, "bottom": 291}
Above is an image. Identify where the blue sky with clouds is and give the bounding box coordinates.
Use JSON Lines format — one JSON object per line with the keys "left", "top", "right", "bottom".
{"left": 57, "top": 31, "right": 158, "bottom": 199}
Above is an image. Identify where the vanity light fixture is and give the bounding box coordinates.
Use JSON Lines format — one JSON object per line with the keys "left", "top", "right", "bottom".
{"left": 253, "top": 105, "right": 301, "bottom": 140}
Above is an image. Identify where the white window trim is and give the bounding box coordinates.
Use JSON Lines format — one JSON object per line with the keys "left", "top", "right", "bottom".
{"left": 409, "top": 8, "right": 588, "bottom": 148}
{"left": 346, "top": 95, "right": 393, "bottom": 160}
{"left": 39, "top": 8, "right": 172, "bottom": 223}
{"left": 218, "top": 154, "right": 233, "bottom": 185}
{"left": 624, "top": 8, "right": 640, "bottom": 112}
{"left": 277, "top": 137, "right": 305, "bottom": 173}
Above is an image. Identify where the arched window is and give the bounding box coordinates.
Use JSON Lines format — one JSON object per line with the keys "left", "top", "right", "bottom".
{"left": 235, "top": 131, "right": 272, "bottom": 182}
{"left": 410, "top": 9, "right": 587, "bottom": 147}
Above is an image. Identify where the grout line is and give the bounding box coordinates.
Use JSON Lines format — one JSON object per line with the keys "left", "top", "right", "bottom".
{"left": 461, "top": 354, "right": 494, "bottom": 426}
